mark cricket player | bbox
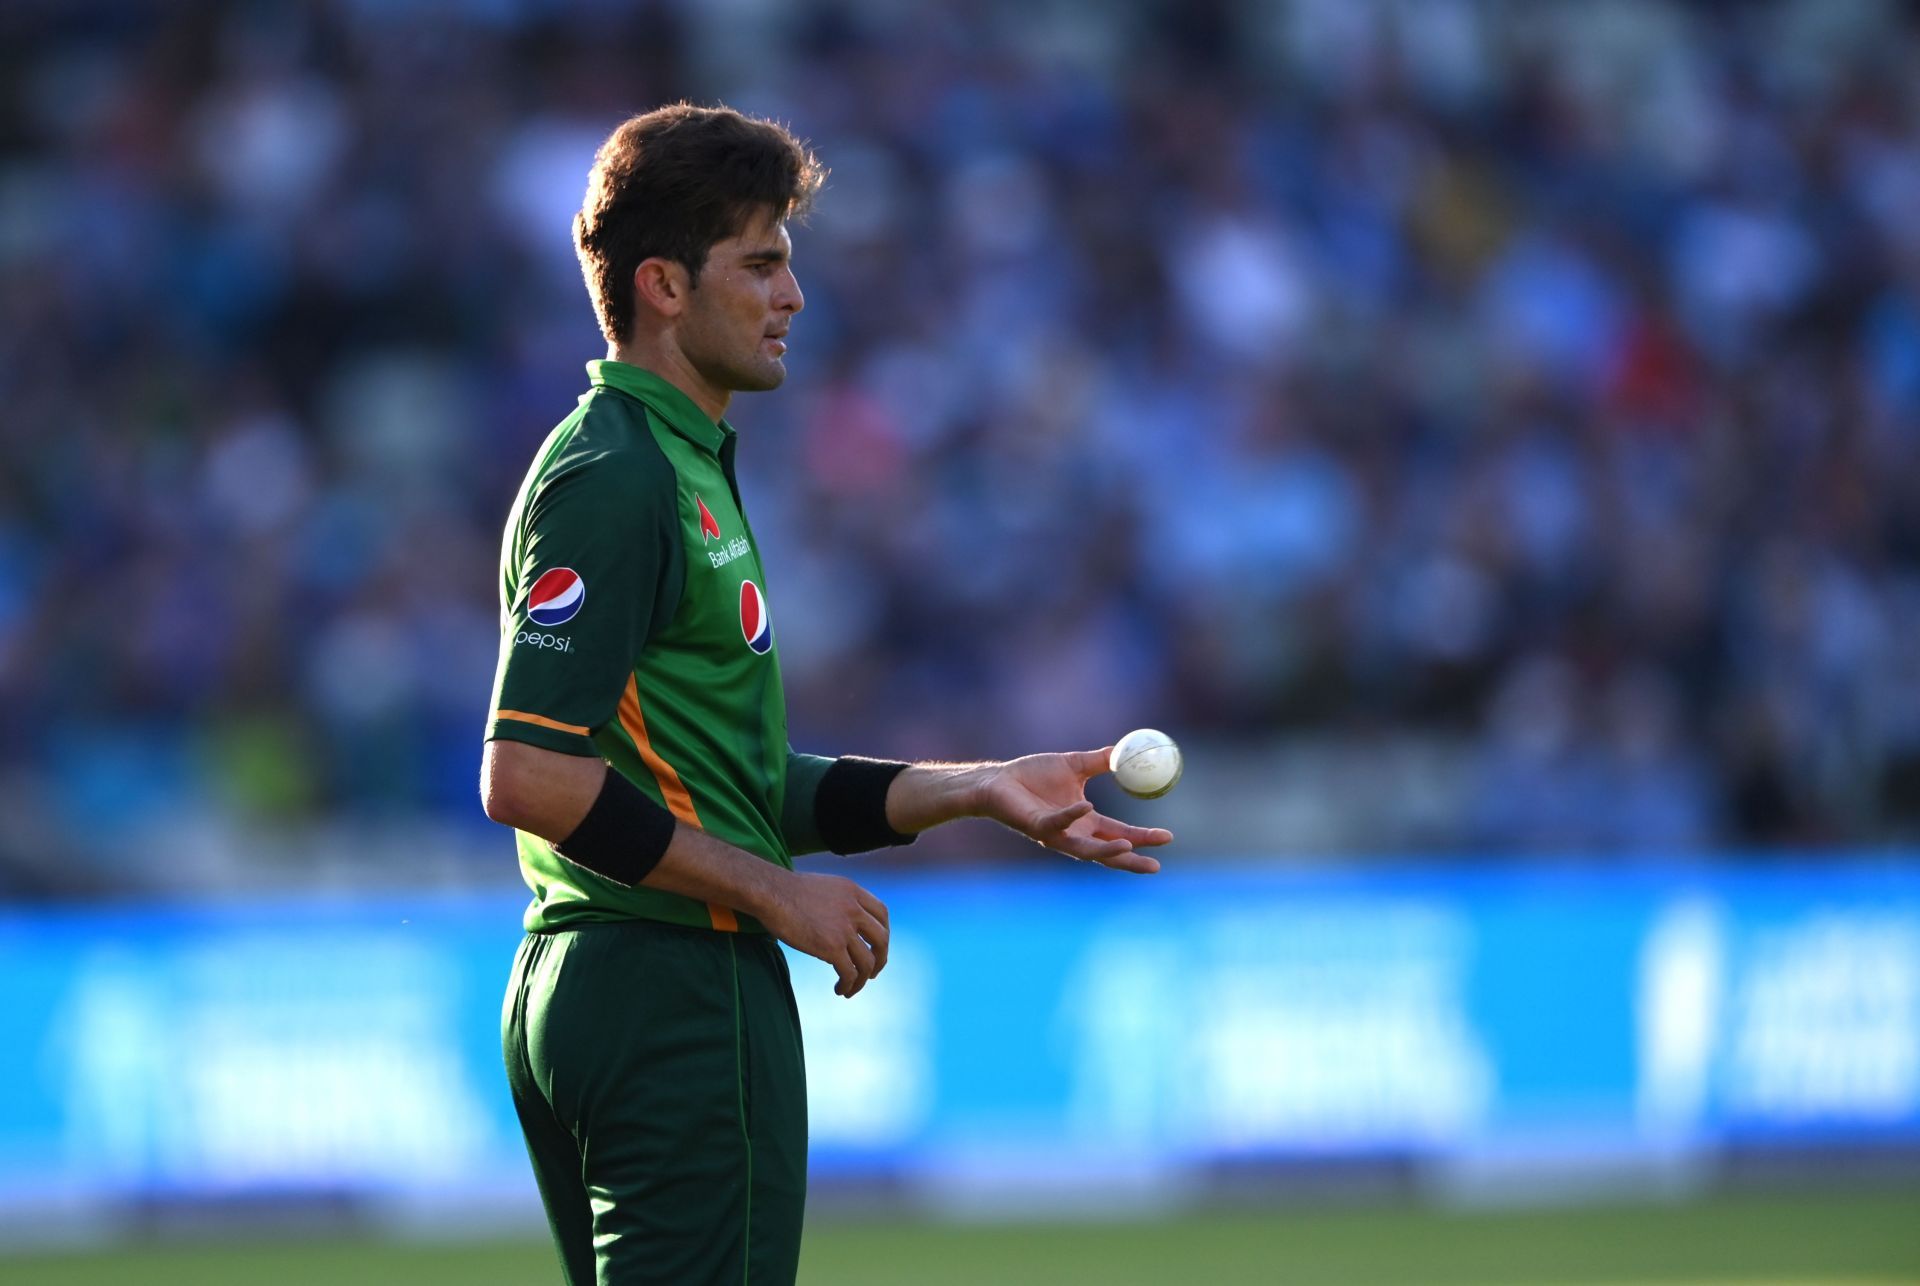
[480,103,1171,1285]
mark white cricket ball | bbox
[1110,729,1183,799]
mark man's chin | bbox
[692,352,787,397]
[729,360,786,393]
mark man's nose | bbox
[779,270,804,315]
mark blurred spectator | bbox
[4,0,1920,885]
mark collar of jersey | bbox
[586,360,733,455]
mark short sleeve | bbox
[486,446,683,756]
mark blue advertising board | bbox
[0,863,1913,1215]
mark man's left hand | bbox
[970,747,1171,873]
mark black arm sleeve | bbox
[555,769,678,887]
[815,756,917,856]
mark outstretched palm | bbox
[974,747,1171,874]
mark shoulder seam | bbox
[538,396,680,494]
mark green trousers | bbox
[502,919,809,1285]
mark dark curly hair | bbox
[574,103,825,344]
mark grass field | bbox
[3,1188,1915,1284]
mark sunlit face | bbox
[677,207,805,397]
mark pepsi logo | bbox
[527,567,585,627]
[740,580,773,654]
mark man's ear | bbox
[633,257,691,318]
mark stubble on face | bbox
[679,210,802,398]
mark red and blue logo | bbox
[740,580,773,654]
[527,567,585,627]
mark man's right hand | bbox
[758,870,890,998]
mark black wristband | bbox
[816,756,916,855]
[555,769,677,887]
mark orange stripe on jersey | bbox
[495,709,592,736]
[614,679,740,934]
[617,676,701,825]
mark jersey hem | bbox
[523,901,769,936]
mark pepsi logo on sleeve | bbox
[527,568,585,627]
[740,580,773,654]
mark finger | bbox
[830,950,859,997]
[1035,799,1093,832]
[1070,747,1114,780]
[858,909,890,974]
[1055,834,1136,864]
[1094,847,1162,875]
[855,887,889,930]
[1091,816,1174,847]
[847,933,877,988]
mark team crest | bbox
[527,567,585,626]
[739,580,773,654]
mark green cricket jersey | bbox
[486,359,835,935]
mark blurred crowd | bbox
[6,0,1920,888]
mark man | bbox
[480,103,1171,1286]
